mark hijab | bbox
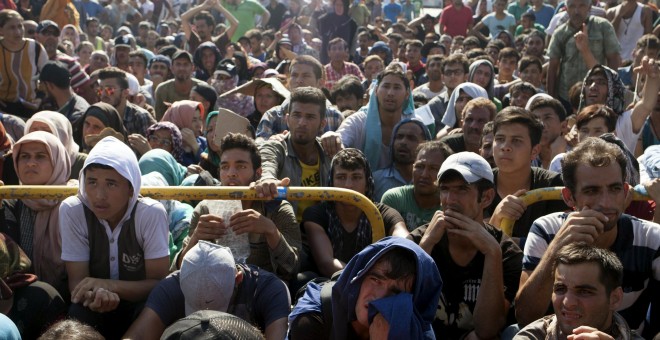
[138,148,188,186]
[161,100,205,132]
[12,131,71,294]
[0,122,12,179]
[441,83,488,128]
[204,111,220,167]
[146,122,184,163]
[578,65,626,115]
[25,111,80,166]
[80,103,127,150]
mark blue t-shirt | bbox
[527,4,555,28]
[383,2,403,23]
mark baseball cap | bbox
[114,35,132,48]
[180,241,236,316]
[215,59,237,78]
[437,152,494,184]
[148,54,172,69]
[126,73,139,96]
[116,26,131,35]
[161,310,264,340]
[39,61,71,88]
[172,50,193,63]
[36,20,60,34]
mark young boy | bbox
[60,136,170,338]
[496,47,521,84]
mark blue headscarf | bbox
[138,149,188,186]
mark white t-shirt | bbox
[615,109,641,152]
[481,12,516,39]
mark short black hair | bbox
[331,75,364,104]
[493,106,543,147]
[219,132,261,171]
[289,86,327,119]
[553,242,623,294]
[98,67,129,90]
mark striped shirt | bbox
[0,39,47,104]
[523,212,660,332]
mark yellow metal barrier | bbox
[500,186,651,236]
[0,186,386,242]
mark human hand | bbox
[269,130,289,143]
[567,326,615,340]
[192,214,229,242]
[187,164,204,175]
[84,287,120,313]
[231,209,276,237]
[490,189,527,227]
[420,210,449,250]
[128,134,151,155]
[71,277,115,305]
[574,23,589,52]
[553,205,607,249]
[644,178,660,201]
[447,127,463,135]
[369,313,390,339]
[320,131,343,158]
[249,177,290,199]
[444,209,500,255]
[633,56,660,79]
[180,128,198,149]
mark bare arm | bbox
[642,6,652,34]
[213,1,239,40]
[264,317,288,340]
[122,307,166,340]
[473,249,508,339]
[470,21,489,43]
[389,221,409,238]
[304,221,344,277]
[606,52,621,70]
[260,9,271,27]
[630,57,660,133]
[181,0,211,41]
[546,57,560,98]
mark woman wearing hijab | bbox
[25,111,87,180]
[138,148,189,187]
[199,110,221,177]
[2,132,71,299]
[437,82,489,139]
[60,24,81,51]
[78,103,128,153]
[468,59,503,110]
[317,0,358,64]
[0,121,18,185]
[161,100,207,166]
[139,122,185,163]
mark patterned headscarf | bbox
[579,65,626,115]
[146,122,184,163]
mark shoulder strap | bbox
[320,280,335,338]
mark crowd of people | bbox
[0,0,658,338]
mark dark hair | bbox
[193,10,215,27]
[524,30,546,45]
[219,132,261,171]
[463,36,481,50]
[245,29,262,41]
[376,64,410,92]
[482,121,494,138]
[129,50,148,66]
[405,39,423,49]
[493,106,543,147]
[262,29,275,41]
[575,104,617,132]
[553,243,623,294]
[0,10,22,28]
[439,170,494,202]
[388,33,403,43]
[518,56,543,73]
[328,37,348,51]
[498,47,520,62]
[38,319,104,340]
[331,148,369,173]
[561,137,627,194]
[426,54,444,69]
[192,83,218,110]
[529,97,567,122]
[415,140,453,161]
[289,86,327,119]
[290,55,324,81]
[84,163,116,176]
[98,67,129,89]
[509,82,538,98]
[372,247,417,283]
[331,75,364,104]
[521,11,536,21]
[441,53,469,74]
[568,81,584,113]
[636,33,660,50]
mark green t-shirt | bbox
[515,23,546,36]
[223,0,269,41]
[381,185,439,231]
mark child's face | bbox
[84,167,132,227]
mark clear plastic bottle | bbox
[204,199,250,263]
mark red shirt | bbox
[439,4,473,37]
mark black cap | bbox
[161,311,264,340]
[114,35,132,48]
[39,61,71,89]
[36,20,60,34]
[215,59,237,78]
[172,50,193,63]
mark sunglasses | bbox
[148,135,172,146]
[96,86,116,96]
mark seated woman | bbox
[161,100,207,166]
[131,122,184,162]
[302,148,409,278]
[245,78,287,130]
[25,111,87,180]
[2,132,71,299]
[138,149,190,187]
[199,111,221,177]
[78,103,127,153]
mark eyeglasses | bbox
[148,135,172,146]
[96,86,116,96]
[443,69,465,77]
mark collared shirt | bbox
[123,102,157,136]
[255,99,344,141]
[324,62,365,91]
[373,166,409,202]
[547,16,621,100]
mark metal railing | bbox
[500,186,651,236]
[0,185,386,242]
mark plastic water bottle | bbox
[204,199,250,263]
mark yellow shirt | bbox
[297,157,320,220]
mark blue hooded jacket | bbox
[289,237,442,340]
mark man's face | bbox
[354,259,414,328]
[335,93,360,112]
[220,148,259,186]
[23,22,36,39]
[578,117,609,142]
[427,60,442,81]
[376,74,408,113]
[288,63,321,90]
[510,90,533,108]
[149,61,169,81]
[332,165,367,194]
[462,107,491,146]
[358,34,369,49]
[565,162,627,231]
[393,122,425,165]
[493,123,539,173]
[114,46,130,65]
[255,86,280,114]
[98,78,125,107]
[443,63,467,90]
[171,58,193,82]
[533,107,564,146]
[471,64,492,89]
[480,132,495,167]
[521,17,532,29]
[288,27,302,44]
[194,19,210,40]
[250,37,261,53]
[525,36,545,57]
[329,42,347,63]
[498,57,517,77]
[334,0,344,15]
[566,0,591,28]
[405,45,421,65]
[84,167,132,227]
[37,27,59,56]
[439,176,487,221]
[87,21,99,36]
[129,56,147,78]
[286,102,326,146]
[364,60,384,80]
[201,48,217,71]
[412,149,445,196]
[520,64,542,87]
[585,73,608,106]
[388,39,398,54]
[552,263,619,335]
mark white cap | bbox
[437,152,494,184]
[126,73,139,96]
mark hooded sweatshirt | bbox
[193,42,222,82]
[289,237,442,340]
[60,136,169,280]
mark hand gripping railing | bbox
[499,186,652,236]
[0,185,386,242]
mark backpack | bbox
[293,271,342,338]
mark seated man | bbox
[60,136,170,338]
[124,241,290,339]
[302,148,409,278]
[175,133,301,283]
[440,98,497,154]
[528,96,569,169]
[382,141,452,231]
[515,138,660,337]
[410,152,523,339]
[515,243,641,340]
[330,75,365,112]
[289,237,442,340]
